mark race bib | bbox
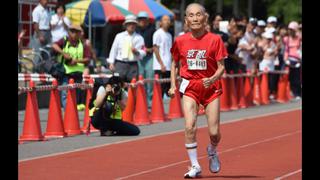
[187,59,207,70]
[179,78,190,93]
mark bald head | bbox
[185,3,208,32]
[185,3,206,16]
[160,15,171,30]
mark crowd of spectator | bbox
[21,0,302,112]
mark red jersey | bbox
[171,32,228,79]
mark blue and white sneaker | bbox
[184,165,201,178]
[207,145,221,173]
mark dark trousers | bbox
[154,70,171,97]
[60,72,86,108]
[114,60,138,83]
[91,109,140,136]
[289,66,302,97]
[268,73,278,95]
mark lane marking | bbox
[274,169,302,180]
[115,131,301,180]
[19,108,301,162]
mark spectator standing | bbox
[283,21,302,100]
[107,15,146,83]
[153,15,173,98]
[211,13,229,42]
[258,31,278,98]
[50,3,71,43]
[265,16,277,34]
[136,11,156,108]
[30,0,52,65]
[52,25,91,110]
[236,19,258,74]
[80,28,99,75]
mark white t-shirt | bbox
[152,28,172,71]
[50,14,71,42]
[32,4,51,30]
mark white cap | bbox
[123,15,138,25]
[262,32,274,39]
[265,27,276,34]
[267,16,277,23]
[257,20,266,27]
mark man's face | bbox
[185,5,206,31]
[138,18,148,28]
[40,0,48,7]
[213,15,222,30]
[161,15,171,29]
[68,29,80,41]
[126,23,137,33]
[247,23,256,33]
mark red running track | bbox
[19,109,301,180]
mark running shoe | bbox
[207,145,221,173]
[184,165,201,178]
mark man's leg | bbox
[109,120,140,136]
[205,97,221,173]
[145,56,154,108]
[183,95,202,178]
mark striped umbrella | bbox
[65,0,134,26]
[111,0,174,21]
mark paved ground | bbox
[18,99,301,161]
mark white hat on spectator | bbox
[123,14,138,25]
[267,16,277,23]
[262,31,273,39]
[288,21,299,31]
[257,20,266,27]
[265,27,276,34]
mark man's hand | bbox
[38,35,45,44]
[109,63,115,71]
[160,64,166,73]
[63,53,72,60]
[202,77,214,89]
[168,86,176,98]
[131,47,139,55]
[69,59,77,65]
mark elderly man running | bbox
[169,3,228,178]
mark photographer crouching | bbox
[89,74,140,136]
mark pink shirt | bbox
[283,35,302,61]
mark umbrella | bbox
[111,0,174,21]
[65,0,134,26]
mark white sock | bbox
[185,143,200,168]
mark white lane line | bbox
[274,169,302,180]
[19,108,301,162]
[115,130,301,180]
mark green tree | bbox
[266,0,301,24]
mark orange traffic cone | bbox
[133,75,150,125]
[260,70,270,105]
[150,74,166,123]
[253,74,262,105]
[277,73,289,103]
[229,71,239,110]
[220,75,230,111]
[167,81,184,119]
[244,73,254,106]
[81,78,98,134]
[237,70,247,108]
[44,79,66,138]
[19,80,45,142]
[286,82,293,101]
[64,78,82,135]
[122,78,136,123]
